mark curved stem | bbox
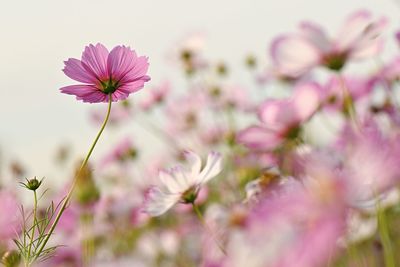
[33,95,113,262]
[192,203,227,255]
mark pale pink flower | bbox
[221,177,346,267]
[165,90,207,134]
[100,137,137,168]
[168,32,208,74]
[337,118,400,207]
[271,10,387,77]
[139,80,170,111]
[237,82,321,150]
[207,84,254,112]
[61,43,150,103]
[143,151,222,216]
[321,75,373,111]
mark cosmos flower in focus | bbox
[143,151,222,216]
[61,43,150,103]
[271,10,387,77]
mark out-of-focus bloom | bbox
[90,100,133,125]
[271,10,387,77]
[237,82,321,151]
[207,84,254,112]
[61,43,150,103]
[165,90,207,134]
[0,191,20,240]
[140,80,170,111]
[220,176,346,267]
[100,137,138,168]
[143,151,222,216]
[321,76,373,112]
[337,118,400,207]
[168,32,208,75]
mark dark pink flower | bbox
[61,43,150,103]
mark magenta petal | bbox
[119,56,150,84]
[107,46,137,81]
[81,43,109,80]
[63,58,98,84]
[60,85,107,103]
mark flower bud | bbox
[21,177,43,191]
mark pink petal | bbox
[292,82,321,121]
[258,99,294,131]
[107,46,137,81]
[196,151,222,184]
[270,35,321,77]
[60,85,107,103]
[335,9,387,58]
[237,126,283,151]
[81,43,109,80]
[143,186,180,216]
[183,150,202,179]
[299,21,331,53]
[119,56,150,84]
[63,58,98,84]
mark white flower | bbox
[143,151,222,216]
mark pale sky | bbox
[1,0,399,185]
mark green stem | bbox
[27,190,37,265]
[377,203,395,267]
[192,203,227,255]
[33,95,113,262]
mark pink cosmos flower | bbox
[220,177,346,267]
[165,90,207,134]
[143,151,222,216]
[237,82,321,151]
[61,43,150,103]
[321,75,373,112]
[167,31,208,74]
[100,137,137,168]
[336,118,400,207]
[271,10,387,77]
[140,80,170,111]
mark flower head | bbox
[143,151,222,216]
[270,10,387,77]
[237,82,321,151]
[61,43,150,103]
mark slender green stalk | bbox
[26,190,37,266]
[377,204,395,267]
[33,95,113,262]
[192,203,227,255]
